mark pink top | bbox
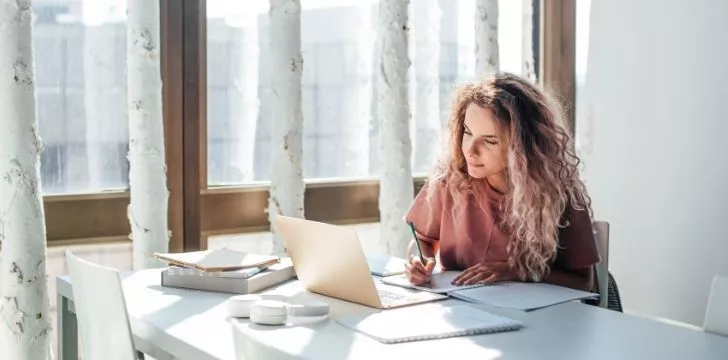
[404,179,599,273]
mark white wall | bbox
[580,0,728,325]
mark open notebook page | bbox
[380,270,483,293]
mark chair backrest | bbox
[65,250,137,360]
[703,275,728,337]
[593,221,610,308]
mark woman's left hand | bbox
[451,261,520,286]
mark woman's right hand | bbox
[404,256,436,285]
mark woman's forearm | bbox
[542,268,594,292]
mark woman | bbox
[404,73,599,292]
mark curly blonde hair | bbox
[427,73,592,281]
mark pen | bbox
[407,221,427,265]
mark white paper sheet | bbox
[449,282,599,311]
[365,254,407,276]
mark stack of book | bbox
[153,248,296,294]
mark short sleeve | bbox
[404,181,445,243]
[552,205,600,270]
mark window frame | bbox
[540,0,577,133]
[44,0,576,251]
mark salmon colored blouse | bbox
[404,179,599,275]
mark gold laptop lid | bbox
[275,215,383,308]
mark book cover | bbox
[154,248,280,272]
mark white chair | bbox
[703,275,728,337]
[65,250,144,360]
[593,221,610,308]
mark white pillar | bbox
[456,0,476,82]
[127,0,170,269]
[413,0,442,173]
[408,2,417,168]
[339,3,374,177]
[268,0,304,256]
[378,0,414,258]
[475,0,499,77]
[521,0,536,82]
[0,0,53,358]
[227,9,260,183]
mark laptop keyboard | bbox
[378,288,409,302]
[375,282,443,307]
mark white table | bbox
[57,269,728,360]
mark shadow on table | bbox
[141,284,229,330]
[230,290,360,360]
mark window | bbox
[206,0,537,186]
[33,0,129,194]
[31,0,570,248]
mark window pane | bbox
[33,0,129,194]
[206,0,531,186]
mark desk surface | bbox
[57,269,728,360]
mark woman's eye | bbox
[484,139,497,145]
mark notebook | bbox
[161,258,296,294]
[449,282,599,311]
[380,270,484,294]
[153,248,280,272]
[336,304,523,344]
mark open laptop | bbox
[275,215,447,309]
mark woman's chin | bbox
[467,168,488,179]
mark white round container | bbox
[227,294,287,318]
[249,299,289,325]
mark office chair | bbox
[65,250,145,360]
[584,221,623,312]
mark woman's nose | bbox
[465,141,479,157]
